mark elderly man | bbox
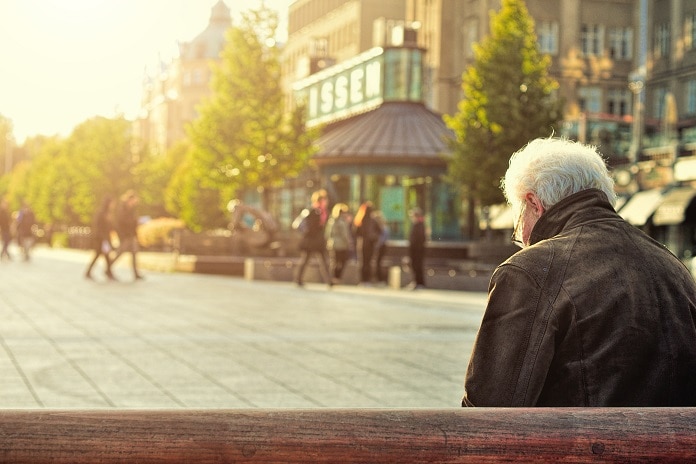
[463,137,696,407]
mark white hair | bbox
[502,137,616,213]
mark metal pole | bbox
[4,134,12,175]
[628,0,647,167]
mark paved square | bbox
[0,246,487,409]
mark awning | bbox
[652,187,696,226]
[315,102,452,163]
[618,188,665,226]
[613,196,628,212]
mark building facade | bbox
[135,1,231,155]
[278,0,464,242]
[615,0,696,260]
[278,0,642,242]
[131,0,696,258]
[282,0,408,87]
[405,0,637,160]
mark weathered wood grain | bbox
[0,408,693,463]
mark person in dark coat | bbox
[294,189,332,287]
[353,201,381,285]
[111,190,143,280]
[463,137,696,407]
[85,195,116,281]
[0,198,12,261]
[408,207,426,289]
[15,202,35,261]
[325,203,353,282]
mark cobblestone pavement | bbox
[0,245,487,409]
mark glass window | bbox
[578,87,602,113]
[653,87,667,119]
[463,18,478,59]
[581,24,604,56]
[537,21,559,55]
[655,22,671,58]
[607,88,631,117]
[687,79,696,115]
[685,13,696,50]
[608,27,633,60]
[383,49,423,102]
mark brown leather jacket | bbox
[463,189,696,406]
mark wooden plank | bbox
[0,408,693,463]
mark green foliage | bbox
[6,117,139,226]
[184,4,316,230]
[133,140,187,219]
[63,117,136,223]
[444,0,562,210]
[5,161,31,211]
[23,138,75,224]
[0,115,12,174]
[165,151,227,232]
[0,5,319,234]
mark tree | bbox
[444,0,561,238]
[22,138,76,224]
[133,140,187,219]
[184,4,316,230]
[0,115,13,175]
[165,144,227,232]
[63,117,138,224]
[19,117,138,226]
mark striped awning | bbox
[653,187,696,225]
[618,189,665,226]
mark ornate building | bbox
[134,1,231,155]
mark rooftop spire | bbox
[210,0,231,26]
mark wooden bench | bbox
[0,408,693,463]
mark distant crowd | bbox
[0,188,428,289]
[293,189,426,290]
[0,199,38,262]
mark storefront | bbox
[288,45,460,241]
[650,186,696,259]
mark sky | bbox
[0,0,292,143]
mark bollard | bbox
[244,258,254,281]
[388,266,401,289]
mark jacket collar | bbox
[529,189,617,246]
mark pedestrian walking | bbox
[15,202,35,261]
[353,201,382,285]
[325,203,352,282]
[111,190,144,280]
[407,207,426,289]
[293,189,332,287]
[0,198,13,261]
[85,195,117,281]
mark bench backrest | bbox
[1,408,694,463]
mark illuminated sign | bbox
[294,47,423,127]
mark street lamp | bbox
[4,133,12,175]
[628,75,644,166]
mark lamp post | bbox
[3,133,12,175]
[628,76,644,166]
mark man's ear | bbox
[525,192,545,217]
